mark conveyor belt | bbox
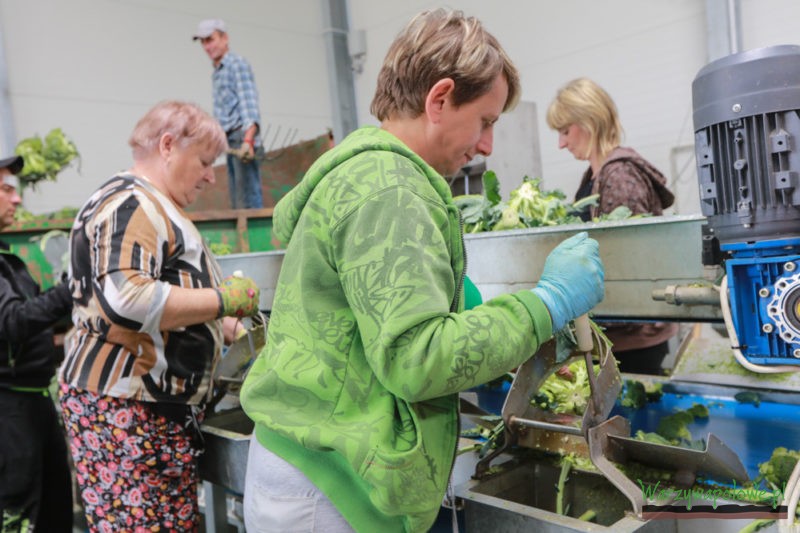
[615,387,800,481]
[474,377,800,483]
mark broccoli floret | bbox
[757,447,800,490]
[14,128,79,189]
[634,430,673,446]
[535,360,594,416]
[619,380,664,410]
[492,205,526,231]
[645,382,664,403]
[687,403,709,419]
[734,391,761,407]
[620,380,647,409]
[656,412,693,443]
[654,403,709,445]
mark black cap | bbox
[0,155,23,174]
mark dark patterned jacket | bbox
[576,146,675,220]
[0,243,72,389]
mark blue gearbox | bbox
[724,237,800,365]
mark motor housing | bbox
[693,45,800,364]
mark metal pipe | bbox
[727,0,741,54]
[320,0,359,143]
[509,416,584,436]
[651,284,721,306]
[0,21,16,154]
[704,0,742,62]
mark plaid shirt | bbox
[212,51,261,143]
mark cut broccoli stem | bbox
[556,460,571,515]
[737,518,775,533]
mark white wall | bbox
[348,0,800,215]
[0,0,331,214]
[3,0,800,215]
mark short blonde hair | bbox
[370,9,520,121]
[546,78,623,161]
[128,100,227,160]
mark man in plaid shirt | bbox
[195,18,264,209]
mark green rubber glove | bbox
[216,275,260,318]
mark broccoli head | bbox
[536,359,596,416]
[757,447,800,489]
[654,403,710,445]
[621,380,647,409]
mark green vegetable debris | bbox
[209,242,234,256]
[14,128,79,189]
[734,391,761,407]
[14,206,79,224]
[620,380,663,409]
[634,403,710,449]
[756,447,800,490]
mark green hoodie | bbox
[240,126,553,532]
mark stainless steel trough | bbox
[213,215,720,320]
[199,409,254,495]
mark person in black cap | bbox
[0,154,75,532]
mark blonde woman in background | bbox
[547,77,677,374]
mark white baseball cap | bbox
[193,19,226,40]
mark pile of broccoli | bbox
[453,171,634,233]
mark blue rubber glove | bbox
[531,232,605,332]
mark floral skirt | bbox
[58,384,204,533]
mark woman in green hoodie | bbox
[240,8,605,533]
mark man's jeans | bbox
[226,129,264,209]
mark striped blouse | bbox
[60,173,224,404]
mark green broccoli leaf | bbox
[596,205,633,221]
[482,170,502,205]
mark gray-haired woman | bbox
[59,100,260,532]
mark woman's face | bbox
[165,139,217,208]
[558,123,592,161]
